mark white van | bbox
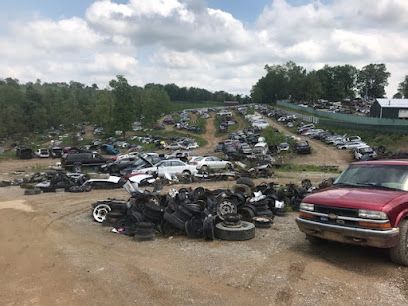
[253,142,269,155]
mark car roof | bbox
[352,160,408,166]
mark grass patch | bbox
[0,150,16,161]
[276,163,341,173]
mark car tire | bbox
[201,165,208,172]
[92,203,112,223]
[390,219,408,266]
[236,177,255,189]
[214,221,255,241]
[182,170,191,177]
[232,184,252,197]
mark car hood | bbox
[304,187,405,210]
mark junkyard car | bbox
[295,141,311,154]
[296,160,408,265]
[35,148,50,158]
[353,146,377,160]
[191,156,233,171]
[135,159,198,177]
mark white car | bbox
[191,156,232,171]
[134,159,198,177]
[354,146,377,160]
[35,148,50,158]
[337,141,366,150]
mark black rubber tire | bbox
[182,170,191,177]
[238,206,256,222]
[201,165,209,172]
[253,217,272,229]
[236,177,255,189]
[232,184,252,197]
[390,219,408,266]
[163,211,186,231]
[214,221,255,241]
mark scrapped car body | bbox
[353,146,377,160]
[295,141,311,154]
[296,160,408,265]
[192,156,232,170]
[35,148,50,158]
[135,159,198,177]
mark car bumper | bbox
[296,217,399,248]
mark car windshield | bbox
[334,164,408,191]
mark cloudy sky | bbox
[1,0,407,96]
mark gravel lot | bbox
[0,180,407,305]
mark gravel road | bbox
[0,184,407,305]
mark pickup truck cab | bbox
[296,160,408,265]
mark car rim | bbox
[93,204,111,223]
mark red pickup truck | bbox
[296,160,408,265]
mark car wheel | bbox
[226,163,233,170]
[201,165,208,172]
[214,221,255,241]
[182,170,191,177]
[92,204,112,223]
[390,219,408,266]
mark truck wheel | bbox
[390,219,408,266]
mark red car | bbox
[296,160,408,265]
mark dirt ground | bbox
[0,185,407,305]
[265,118,352,170]
[0,117,407,305]
[194,115,225,155]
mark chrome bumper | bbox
[296,217,399,248]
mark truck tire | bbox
[390,219,408,266]
[214,221,255,241]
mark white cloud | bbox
[0,0,407,95]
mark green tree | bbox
[304,71,323,103]
[109,75,135,134]
[141,86,171,124]
[357,64,391,99]
[398,75,408,98]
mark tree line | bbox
[0,76,238,139]
[250,61,408,103]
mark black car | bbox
[61,152,107,171]
[294,141,311,154]
[50,147,63,158]
[16,147,33,159]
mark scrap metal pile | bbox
[91,178,320,242]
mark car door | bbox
[157,161,171,176]
[171,160,185,175]
[211,157,222,169]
